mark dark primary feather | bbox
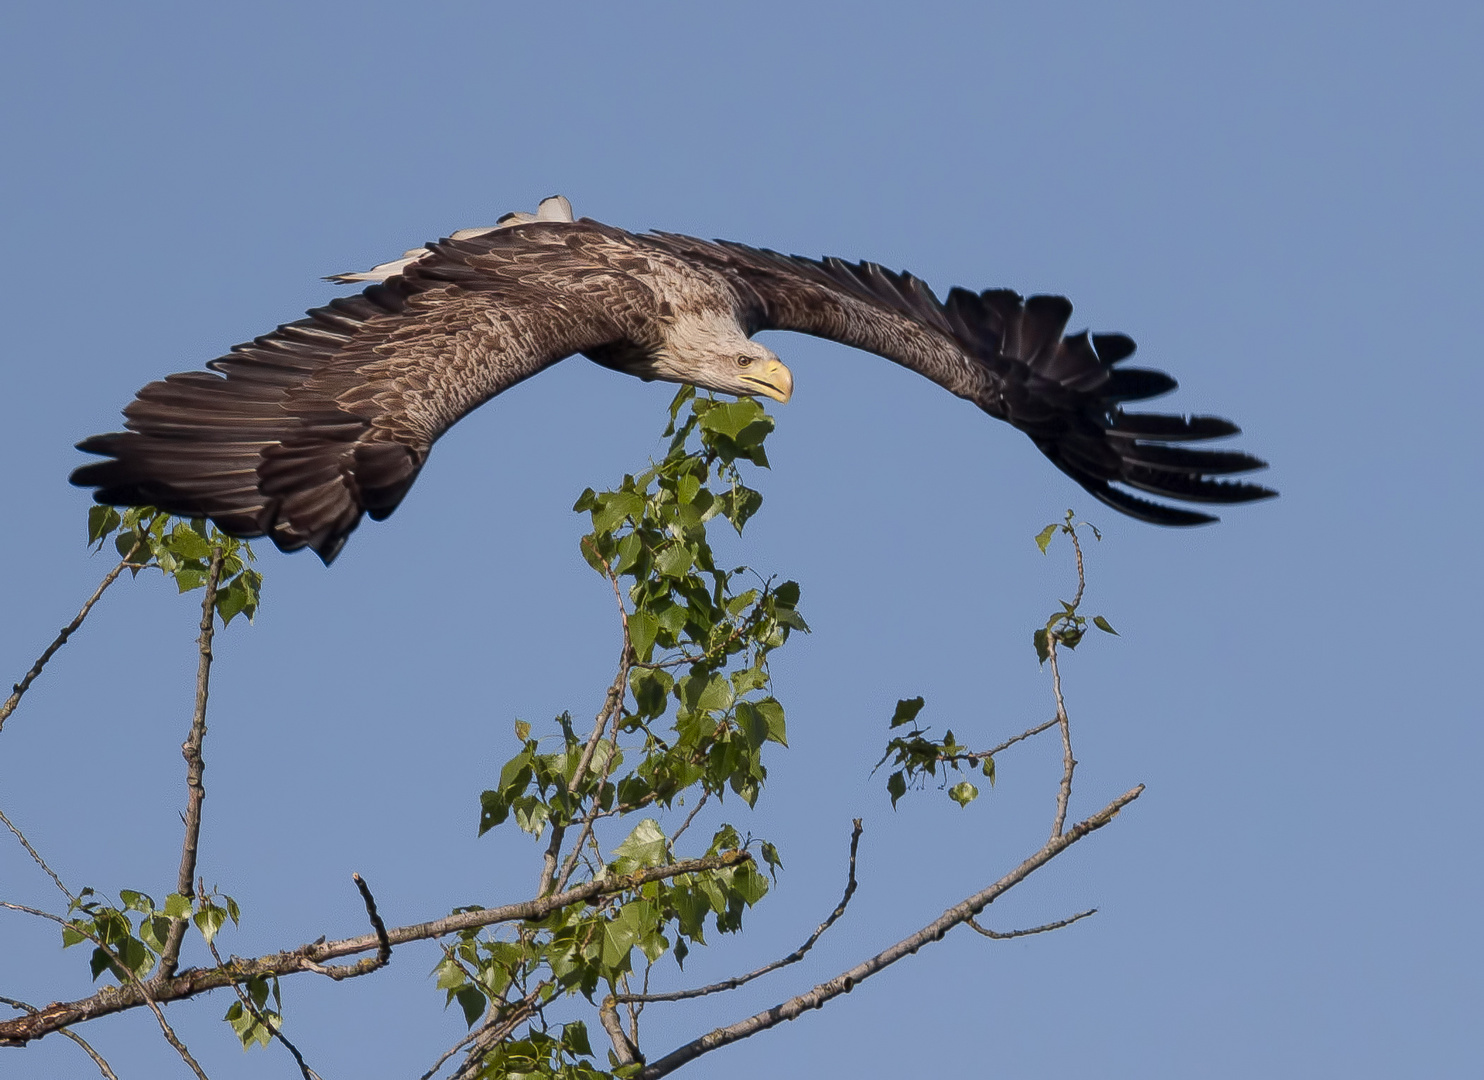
[73,208,1273,563]
[641,233,1274,525]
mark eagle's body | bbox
[72,196,1273,563]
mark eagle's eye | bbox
[736,355,754,367]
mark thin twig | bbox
[549,547,634,895]
[1,997,118,1080]
[539,542,632,897]
[638,786,1143,1080]
[617,820,864,1005]
[666,790,711,852]
[981,716,1060,760]
[1048,636,1075,839]
[553,674,632,895]
[352,872,392,968]
[418,1027,483,1080]
[0,850,753,1046]
[965,908,1096,939]
[0,523,156,732]
[205,937,322,1080]
[0,806,75,903]
[160,546,223,979]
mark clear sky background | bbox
[3,2,1480,1077]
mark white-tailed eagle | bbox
[72,196,1273,563]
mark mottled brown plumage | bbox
[73,196,1273,563]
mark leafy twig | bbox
[160,546,224,979]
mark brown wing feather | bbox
[73,222,639,562]
[641,233,1274,525]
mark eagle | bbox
[72,196,1274,564]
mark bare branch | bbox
[354,872,392,968]
[0,900,69,925]
[639,787,1142,1080]
[1047,636,1075,839]
[0,806,76,903]
[159,546,223,979]
[0,522,157,733]
[982,716,1060,760]
[666,790,711,853]
[618,819,863,1005]
[0,850,753,1046]
[965,908,1096,939]
[1,997,118,1080]
[418,1027,482,1080]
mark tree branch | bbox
[0,529,154,732]
[639,787,1142,1080]
[159,546,223,979]
[1047,636,1075,839]
[965,908,1096,939]
[0,806,74,903]
[0,850,752,1046]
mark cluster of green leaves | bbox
[61,886,239,985]
[223,974,285,1050]
[1032,511,1117,662]
[437,822,770,1073]
[876,696,992,809]
[454,391,800,1076]
[88,505,262,624]
[875,513,1118,808]
[572,387,804,808]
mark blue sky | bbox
[2,2,1480,1077]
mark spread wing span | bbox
[74,200,1273,566]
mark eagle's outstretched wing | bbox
[72,222,633,563]
[642,233,1274,525]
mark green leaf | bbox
[1034,524,1058,553]
[1093,615,1119,635]
[87,505,121,546]
[562,1020,594,1057]
[514,719,531,743]
[754,698,787,746]
[890,697,926,728]
[592,491,645,533]
[1033,628,1050,664]
[948,781,979,807]
[194,904,227,944]
[455,985,487,1029]
[655,542,694,579]
[981,756,996,786]
[612,819,669,874]
[887,770,907,808]
[698,399,765,440]
[627,610,659,662]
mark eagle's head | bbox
[650,315,793,403]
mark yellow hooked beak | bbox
[741,358,794,403]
